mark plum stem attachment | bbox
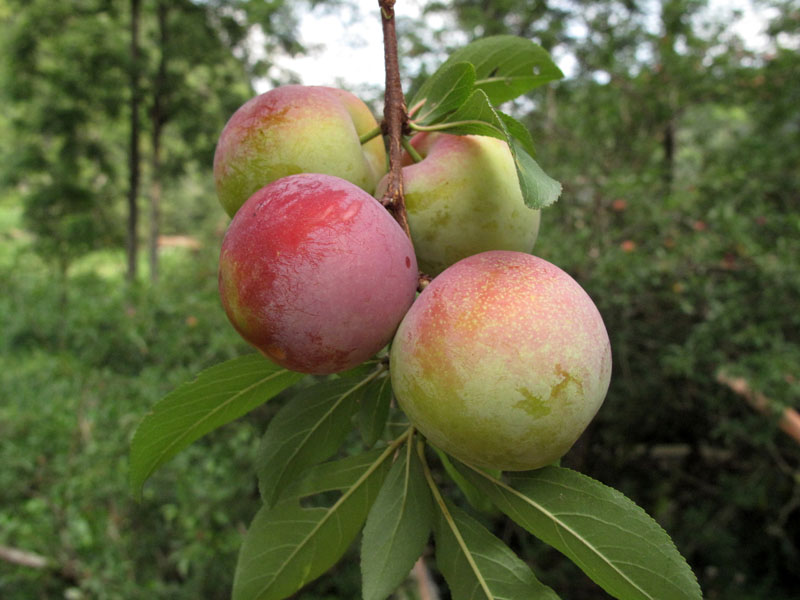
[401,137,423,163]
[378,0,411,239]
[359,126,383,145]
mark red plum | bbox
[219,174,418,374]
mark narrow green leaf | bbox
[433,499,561,600]
[257,374,378,505]
[411,61,476,125]
[129,354,303,498]
[436,35,564,105]
[282,447,388,499]
[358,371,393,448]
[458,464,703,600]
[233,450,393,600]
[361,438,434,600]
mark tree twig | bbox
[716,370,800,446]
[0,545,50,569]
[378,0,411,238]
[413,556,440,600]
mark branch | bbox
[716,370,800,446]
[378,0,411,238]
[413,556,440,600]
[0,545,50,569]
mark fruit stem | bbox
[359,125,382,145]
[378,0,411,239]
[401,137,423,163]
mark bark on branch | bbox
[378,0,411,238]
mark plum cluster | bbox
[214,86,611,471]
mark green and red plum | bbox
[214,85,386,217]
[377,133,540,275]
[390,251,611,471]
[219,173,418,375]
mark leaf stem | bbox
[409,119,504,134]
[407,98,425,118]
[401,137,423,163]
[417,440,494,599]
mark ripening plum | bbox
[390,251,611,471]
[219,174,418,374]
[376,133,540,275]
[214,85,386,217]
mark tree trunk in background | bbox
[127,0,141,282]
[149,1,168,283]
[663,117,675,189]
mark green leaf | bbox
[257,375,378,506]
[358,371,393,448]
[435,448,497,515]
[497,111,536,157]
[233,450,393,600]
[435,35,564,105]
[433,91,561,209]
[510,138,562,210]
[436,89,508,140]
[129,354,303,498]
[458,464,703,600]
[410,61,476,125]
[282,447,388,499]
[361,437,434,600]
[433,499,561,600]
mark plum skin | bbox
[377,133,540,276]
[214,85,386,217]
[219,174,418,375]
[390,251,611,471]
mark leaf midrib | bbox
[464,464,655,600]
[252,430,403,598]
[265,371,383,501]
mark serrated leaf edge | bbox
[461,462,679,600]
[130,356,299,496]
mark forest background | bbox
[0,0,798,598]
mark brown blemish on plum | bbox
[405,256,411,268]
[265,345,287,361]
[550,363,583,402]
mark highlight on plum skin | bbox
[390,250,612,471]
[218,173,419,375]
